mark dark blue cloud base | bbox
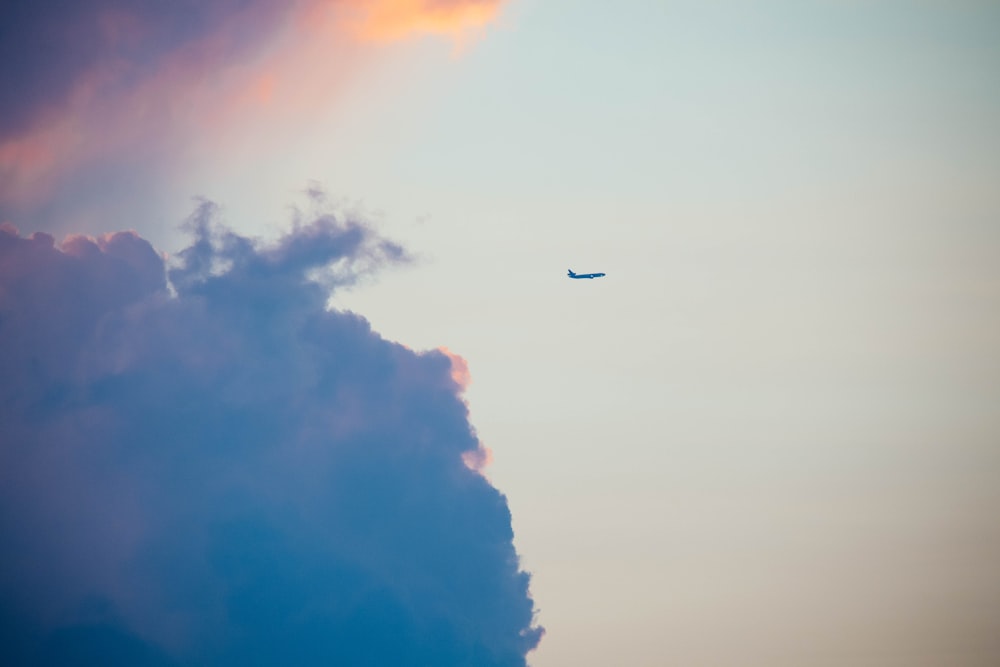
[0,205,542,666]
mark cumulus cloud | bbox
[0,204,542,666]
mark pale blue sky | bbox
[316,3,1000,665]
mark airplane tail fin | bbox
[567,269,575,277]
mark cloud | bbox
[0,204,542,665]
[0,0,510,222]
[0,0,302,214]
[350,0,506,42]
[0,1,283,137]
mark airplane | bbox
[567,269,606,279]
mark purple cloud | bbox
[0,205,542,665]
[0,0,285,142]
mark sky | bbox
[2,1,999,666]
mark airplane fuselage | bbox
[567,269,606,279]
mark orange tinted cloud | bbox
[437,345,472,391]
[352,0,505,42]
[438,345,495,474]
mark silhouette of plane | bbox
[567,269,606,279]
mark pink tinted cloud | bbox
[438,345,473,391]
[462,443,495,473]
[0,3,295,210]
[0,0,509,220]
[437,345,496,474]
